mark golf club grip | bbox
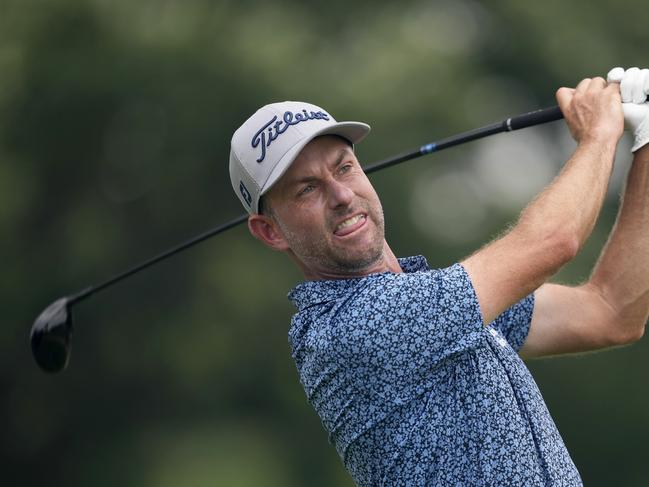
[507,105,564,131]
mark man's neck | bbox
[298,242,403,281]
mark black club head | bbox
[30,297,73,373]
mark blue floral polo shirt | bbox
[287,255,582,486]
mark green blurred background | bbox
[3,0,648,485]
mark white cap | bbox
[229,101,371,213]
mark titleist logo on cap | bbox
[251,109,331,163]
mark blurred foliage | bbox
[2,0,648,485]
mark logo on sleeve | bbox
[488,327,508,348]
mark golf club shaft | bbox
[69,105,564,305]
[68,214,248,304]
[363,105,563,174]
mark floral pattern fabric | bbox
[288,255,582,486]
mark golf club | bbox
[30,105,564,373]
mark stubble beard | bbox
[280,201,386,275]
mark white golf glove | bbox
[607,66,649,152]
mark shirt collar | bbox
[287,255,430,311]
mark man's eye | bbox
[339,163,353,174]
[299,185,315,196]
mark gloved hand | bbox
[607,67,649,152]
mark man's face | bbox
[263,135,386,277]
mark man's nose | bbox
[327,179,354,209]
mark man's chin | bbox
[330,247,385,273]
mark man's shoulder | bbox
[287,255,437,311]
[288,258,476,319]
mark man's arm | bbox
[520,145,649,357]
[591,146,649,340]
[461,77,624,325]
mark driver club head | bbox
[30,297,73,373]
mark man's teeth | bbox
[337,214,364,231]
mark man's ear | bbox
[248,214,290,251]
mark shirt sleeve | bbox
[488,293,535,352]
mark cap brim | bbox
[258,121,371,206]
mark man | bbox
[228,67,649,485]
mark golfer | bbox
[228,67,649,485]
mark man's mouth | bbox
[334,214,367,236]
